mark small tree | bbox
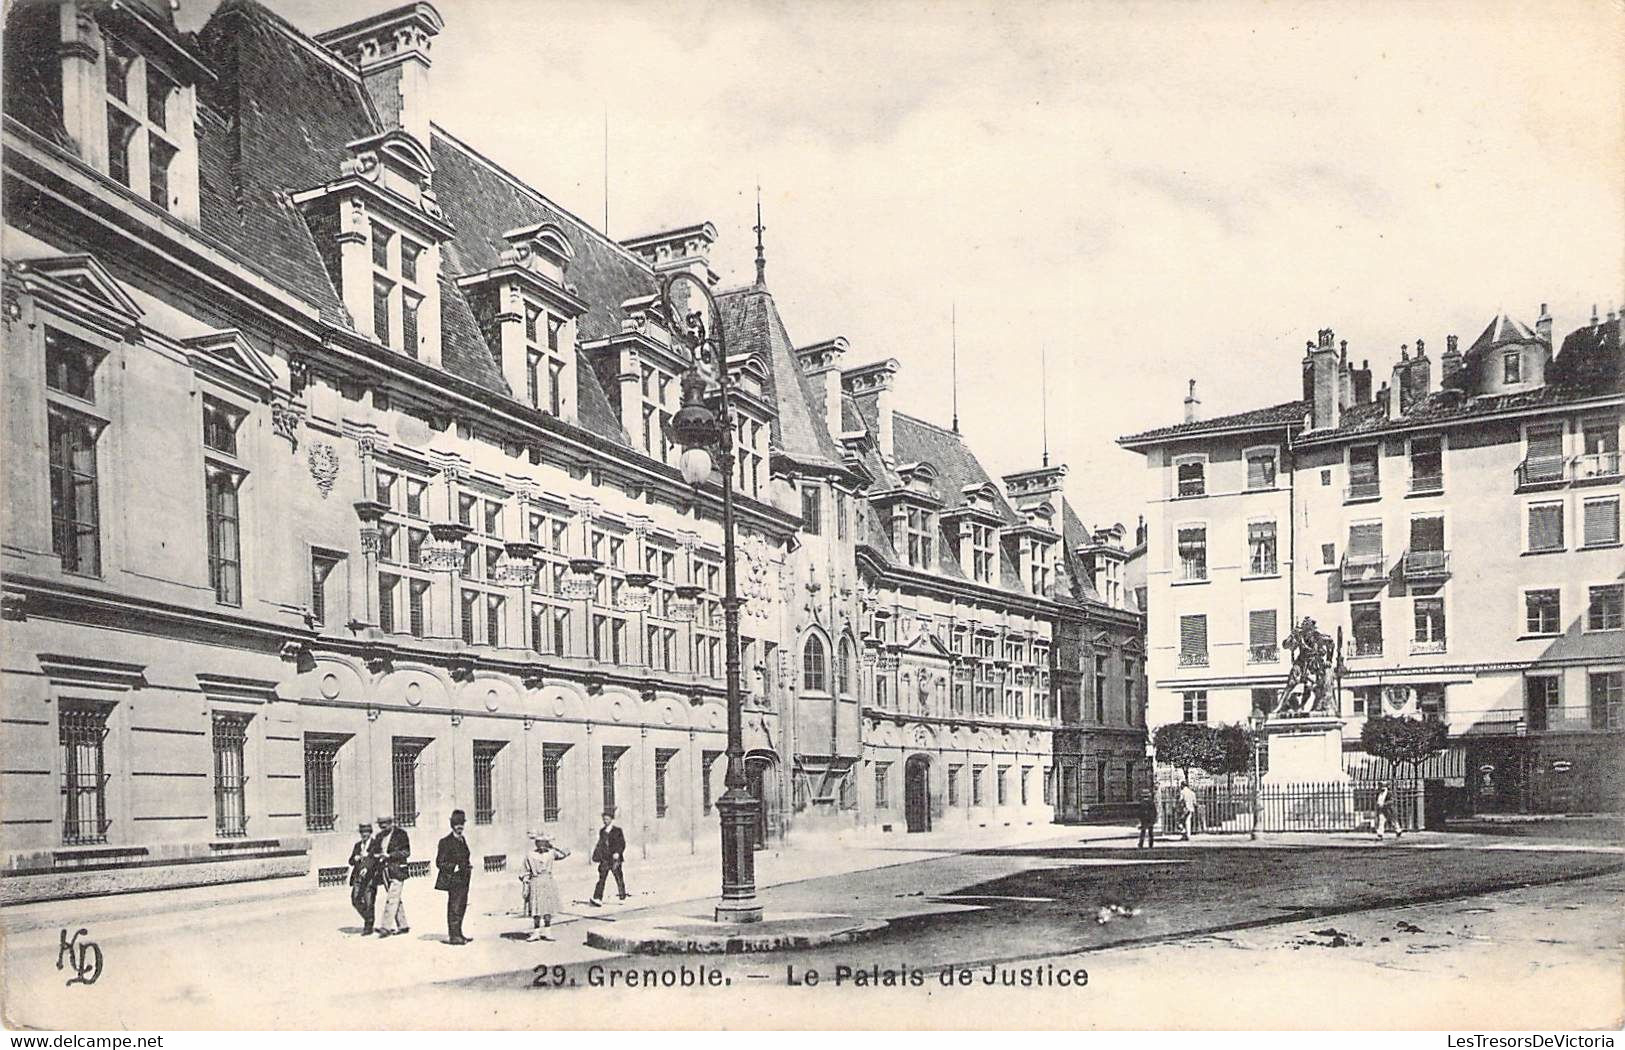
[1154,723,1221,783]
[1360,715,1449,785]
[1200,723,1255,791]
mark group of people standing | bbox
[1132,781,1408,847]
[346,810,633,945]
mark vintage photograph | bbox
[0,0,1621,1033]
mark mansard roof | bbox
[177,0,836,464]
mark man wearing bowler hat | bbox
[435,809,473,945]
[588,810,628,906]
[347,822,377,934]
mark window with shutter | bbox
[1178,615,1208,667]
[1410,516,1444,551]
[1348,445,1380,499]
[1248,609,1278,663]
[1582,497,1620,548]
[1524,426,1565,482]
[1351,602,1383,656]
[1248,521,1278,575]
[1528,502,1564,552]
[1246,450,1276,490]
[1177,526,1207,581]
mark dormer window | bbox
[1028,539,1053,596]
[894,506,934,569]
[100,33,189,215]
[1503,351,1522,385]
[524,302,568,415]
[371,223,426,357]
[969,523,996,583]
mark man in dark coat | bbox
[347,822,377,933]
[369,814,411,936]
[435,809,473,945]
[1136,792,1159,849]
[588,810,627,906]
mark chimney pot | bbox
[1183,379,1201,423]
[1415,337,1425,355]
[1446,334,1459,353]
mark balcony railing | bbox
[1340,551,1387,586]
[1343,480,1381,503]
[1402,548,1450,578]
[1575,450,1623,482]
[1247,645,1279,664]
[1177,653,1209,668]
[1411,638,1447,655]
[1408,473,1444,495]
[1348,638,1384,658]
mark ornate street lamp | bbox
[658,270,762,924]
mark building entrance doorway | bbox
[744,751,782,848]
[904,754,932,833]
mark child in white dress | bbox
[520,832,571,940]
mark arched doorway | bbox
[904,754,932,833]
[744,751,782,848]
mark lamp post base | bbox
[714,790,762,924]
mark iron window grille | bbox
[874,762,890,809]
[212,713,251,838]
[654,748,678,818]
[542,744,568,823]
[60,704,112,845]
[701,751,721,816]
[601,746,626,815]
[303,735,341,833]
[472,741,503,825]
[391,739,427,827]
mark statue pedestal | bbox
[1260,716,1354,831]
[1262,716,1348,783]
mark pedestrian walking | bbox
[435,809,473,945]
[587,811,627,906]
[347,822,377,934]
[1178,781,1198,841]
[370,813,411,937]
[519,832,571,940]
[1374,782,1405,840]
[1136,791,1159,849]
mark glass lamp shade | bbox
[679,446,713,486]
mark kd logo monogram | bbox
[56,927,103,987]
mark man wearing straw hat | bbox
[519,830,571,940]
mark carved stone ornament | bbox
[738,534,776,623]
[307,442,340,498]
[420,540,463,572]
[271,399,304,450]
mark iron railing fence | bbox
[1158,779,1422,835]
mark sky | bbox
[183,0,1625,530]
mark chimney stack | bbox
[1351,359,1373,404]
[842,360,901,463]
[621,223,720,288]
[1406,337,1432,410]
[1183,378,1201,423]
[794,338,849,436]
[1441,334,1463,388]
[1535,303,1553,345]
[1305,327,1341,430]
[317,4,445,146]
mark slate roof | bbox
[1118,399,1307,446]
[104,0,839,462]
[1466,313,1538,355]
[1055,499,1103,607]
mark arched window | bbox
[838,638,855,697]
[802,634,827,692]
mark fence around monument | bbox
[1157,779,1422,834]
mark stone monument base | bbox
[1260,716,1355,831]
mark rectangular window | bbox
[541,744,567,822]
[1321,542,1336,567]
[1525,589,1561,635]
[1408,515,1446,576]
[801,487,822,535]
[873,762,890,809]
[148,137,176,209]
[1248,520,1278,575]
[1043,767,1053,805]
[1177,525,1207,581]
[1093,654,1107,722]
[1525,676,1559,732]
[48,410,102,575]
[996,766,1010,806]
[1020,766,1031,805]
[391,739,424,827]
[408,580,429,638]
[1348,444,1380,499]
[971,766,985,806]
[1524,425,1565,483]
[1413,596,1446,652]
[601,747,622,814]
[700,751,721,815]
[1178,614,1208,667]
[1588,585,1623,631]
[1410,435,1443,493]
[310,552,342,627]
[1418,684,1446,723]
[378,573,397,634]
[1246,450,1276,490]
[1504,351,1522,384]
[1528,501,1565,552]
[1582,497,1620,548]
[1579,416,1621,479]
[46,329,100,400]
[485,595,504,647]
[401,293,421,358]
[1182,690,1208,723]
[1589,672,1623,731]
[654,748,677,818]
[212,713,250,838]
[461,589,479,645]
[60,704,110,845]
[947,764,962,806]
[205,466,242,606]
[1351,685,1379,717]
[303,735,340,833]
[472,741,502,825]
[1176,460,1205,497]
[106,106,138,188]
[1248,609,1278,663]
[372,276,392,344]
[1351,601,1383,656]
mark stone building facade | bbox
[1121,311,1623,814]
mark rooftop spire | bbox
[1041,344,1049,467]
[753,184,766,288]
[951,301,959,434]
